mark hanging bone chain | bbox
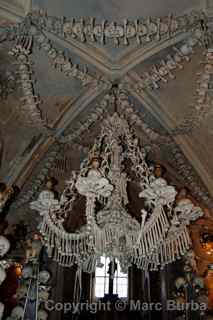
[34,112,203,271]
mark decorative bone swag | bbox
[31,112,203,274]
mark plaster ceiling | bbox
[32,0,203,21]
[0,0,31,18]
[0,0,213,220]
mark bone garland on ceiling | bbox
[169,49,213,135]
[33,29,100,87]
[188,50,213,126]
[59,87,171,147]
[51,90,168,177]
[194,50,213,119]
[117,88,173,144]
[132,47,213,136]
[134,35,201,91]
[115,89,213,207]
[0,17,100,88]
[30,9,204,47]
[58,93,115,145]
[0,28,102,135]
[8,37,53,134]
[25,13,104,86]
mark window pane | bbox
[104,277,109,295]
[96,256,107,276]
[117,278,128,286]
[95,257,128,298]
[95,285,105,298]
[117,284,128,298]
[116,261,127,277]
[95,278,105,285]
[113,277,117,294]
[96,267,105,277]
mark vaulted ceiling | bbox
[0,0,213,225]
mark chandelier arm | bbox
[137,206,169,254]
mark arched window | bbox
[95,256,128,298]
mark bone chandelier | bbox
[31,112,203,273]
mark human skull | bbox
[39,270,51,284]
[180,44,192,56]
[187,37,197,47]
[193,276,204,289]
[38,289,50,301]
[36,34,46,44]
[11,306,24,320]
[0,236,10,256]
[37,309,48,320]
[16,285,28,299]
[22,265,33,279]
[175,277,186,289]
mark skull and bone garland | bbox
[135,38,200,91]
[13,92,112,210]
[31,10,203,47]
[170,48,213,135]
[7,265,51,320]
[8,37,51,133]
[34,32,98,87]
[31,112,203,272]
